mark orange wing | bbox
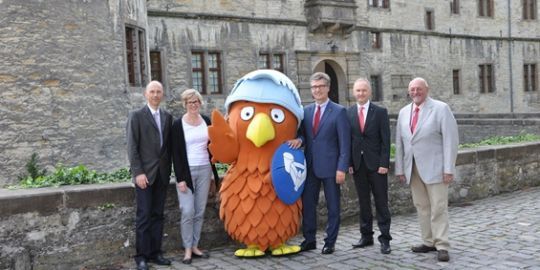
[208,110,239,163]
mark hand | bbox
[377,167,388,175]
[287,138,302,149]
[348,166,354,175]
[396,174,406,184]
[177,181,188,193]
[135,174,149,189]
[336,171,346,185]
[443,173,454,184]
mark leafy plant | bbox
[460,133,540,149]
[18,153,47,182]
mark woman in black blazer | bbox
[171,89,219,264]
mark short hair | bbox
[310,72,331,86]
[145,80,163,92]
[409,77,429,89]
[354,78,372,91]
[181,88,204,108]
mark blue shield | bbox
[271,143,307,205]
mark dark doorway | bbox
[325,62,339,103]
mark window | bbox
[369,0,389,8]
[258,53,284,72]
[191,51,223,94]
[150,51,162,83]
[450,0,460,14]
[479,64,495,93]
[371,32,381,49]
[125,26,147,87]
[478,0,494,17]
[524,64,537,92]
[425,10,434,30]
[370,75,382,101]
[452,69,460,94]
[523,0,537,20]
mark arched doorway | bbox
[325,62,339,103]
[313,60,345,104]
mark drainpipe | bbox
[507,0,514,113]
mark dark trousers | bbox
[135,172,168,263]
[353,159,392,243]
[302,172,341,246]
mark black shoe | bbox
[352,238,374,248]
[192,251,210,258]
[182,257,192,264]
[437,250,450,262]
[321,244,334,254]
[136,260,149,270]
[411,244,437,253]
[149,254,172,265]
[380,241,391,254]
[300,241,316,252]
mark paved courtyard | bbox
[120,187,540,270]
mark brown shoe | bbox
[437,250,450,262]
[411,244,437,253]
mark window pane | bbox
[192,54,201,69]
[273,54,283,71]
[192,72,202,91]
[209,71,219,94]
[208,53,217,68]
[258,54,269,69]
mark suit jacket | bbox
[394,97,459,185]
[127,105,172,185]
[347,102,390,172]
[171,114,220,192]
[300,101,351,178]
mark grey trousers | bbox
[176,164,212,249]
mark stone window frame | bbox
[190,50,223,95]
[258,52,285,73]
[453,69,461,95]
[450,0,460,15]
[370,74,383,101]
[523,63,537,92]
[125,25,148,87]
[368,0,390,9]
[478,0,494,18]
[522,0,537,20]
[371,32,382,49]
[425,8,435,30]
[479,64,495,93]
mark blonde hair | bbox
[181,89,204,108]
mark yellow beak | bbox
[246,113,275,147]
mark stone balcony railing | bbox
[1,141,539,269]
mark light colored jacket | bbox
[394,97,459,185]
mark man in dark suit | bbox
[347,78,392,254]
[127,81,173,270]
[289,72,351,255]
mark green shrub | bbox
[460,133,540,149]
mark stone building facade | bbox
[0,0,539,185]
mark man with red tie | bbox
[347,78,392,254]
[288,72,351,255]
[395,77,458,262]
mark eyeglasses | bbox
[187,100,200,105]
[311,84,328,90]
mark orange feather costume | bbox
[208,70,304,257]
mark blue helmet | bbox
[225,69,304,127]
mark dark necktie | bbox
[313,105,321,135]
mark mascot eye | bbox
[270,108,285,123]
[240,106,255,120]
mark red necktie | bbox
[313,105,321,135]
[358,106,365,133]
[411,107,420,133]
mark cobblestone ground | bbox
[119,187,540,270]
